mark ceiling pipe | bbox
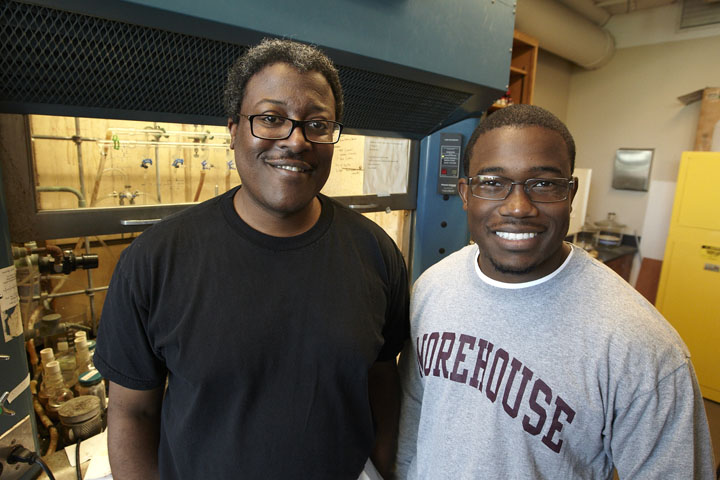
[556,0,612,25]
[516,0,616,69]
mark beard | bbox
[488,256,538,276]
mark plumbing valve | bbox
[172,158,184,168]
[38,250,99,274]
[141,158,153,169]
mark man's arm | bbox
[107,381,164,480]
[395,341,422,480]
[611,361,715,479]
[368,359,402,479]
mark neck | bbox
[232,188,322,237]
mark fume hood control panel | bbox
[437,133,463,195]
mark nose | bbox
[278,123,311,152]
[498,183,538,218]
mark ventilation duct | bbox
[516,0,616,69]
[556,0,612,26]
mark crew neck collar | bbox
[221,186,333,251]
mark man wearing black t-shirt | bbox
[95,38,409,480]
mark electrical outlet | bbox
[0,415,35,480]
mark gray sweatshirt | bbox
[397,244,715,479]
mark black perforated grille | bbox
[0,1,240,118]
[339,67,471,133]
[0,0,473,135]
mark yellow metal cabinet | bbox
[656,151,720,402]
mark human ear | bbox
[227,119,237,150]
[458,178,469,211]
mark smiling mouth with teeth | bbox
[495,231,538,241]
[272,164,309,173]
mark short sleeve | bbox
[376,244,410,362]
[94,249,167,390]
[396,338,423,478]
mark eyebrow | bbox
[474,165,564,176]
[252,99,332,115]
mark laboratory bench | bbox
[594,245,638,282]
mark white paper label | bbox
[1,264,23,342]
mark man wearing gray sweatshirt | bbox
[396,104,715,479]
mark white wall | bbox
[534,49,574,123]
[525,5,720,260]
[566,34,720,254]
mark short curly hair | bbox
[463,104,576,176]
[223,38,344,123]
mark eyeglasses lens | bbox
[470,176,570,202]
[250,115,340,144]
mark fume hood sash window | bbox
[2,114,417,241]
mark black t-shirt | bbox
[95,188,409,479]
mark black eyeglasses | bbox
[467,175,574,203]
[239,114,343,144]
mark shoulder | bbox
[413,245,475,294]
[323,195,401,252]
[417,244,475,280]
[325,196,385,231]
[566,247,691,379]
[118,193,229,268]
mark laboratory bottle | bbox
[45,360,74,421]
[38,347,56,408]
[56,341,78,390]
[75,338,94,379]
[77,368,107,409]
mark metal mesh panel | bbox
[0,1,240,118]
[340,67,471,133]
[680,0,720,29]
[0,0,473,134]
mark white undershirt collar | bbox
[473,243,574,289]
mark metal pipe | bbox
[36,186,87,207]
[31,134,228,148]
[154,123,163,204]
[95,140,229,148]
[82,236,98,335]
[31,134,97,142]
[87,130,115,209]
[107,127,230,138]
[32,285,109,301]
[73,118,97,334]
[74,118,88,201]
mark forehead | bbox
[241,62,335,114]
[469,125,571,176]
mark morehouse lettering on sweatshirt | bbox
[416,331,576,454]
